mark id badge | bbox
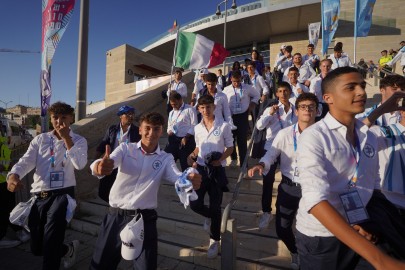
[50,171,64,188]
[234,102,242,113]
[172,124,178,134]
[339,190,369,225]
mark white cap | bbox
[280,44,286,49]
[120,213,144,260]
[199,68,208,75]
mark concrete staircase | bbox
[69,133,292,269]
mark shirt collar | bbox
[136,140,161,155]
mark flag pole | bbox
[170,28,180,87]
[354,0,358,63]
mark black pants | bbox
[90,208,158,270]
[190,165,224,241]
[296,230,361,270]
[28,187,75,270]
[275,177,301,254]
[261,156,280,213]
[164,134,195,171]
[231,110,249,167]
[0,182,21,239]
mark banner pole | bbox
[354,0,358,63]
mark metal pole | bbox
[353,0,358,63]
[75,0,89,122]
[222,0,228,72]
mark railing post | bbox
[221,218,237,269]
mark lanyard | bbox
[348,130,361,188]
[292,124,298,152]
[117,126,130,145]
[250,75,257,86]
[170,103,185,124]
[50,136,67,168]
[233,85,243,102]
[276,105,294,130]
[334,57,340,68]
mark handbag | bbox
[9,196,36,232]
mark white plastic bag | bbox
[9,196,36,232]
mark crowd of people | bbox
[2,41,405,270]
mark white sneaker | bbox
[203,218,211,234]
[0,237,21,249]
[258,212,273,230]
[16,230,30,243]
[291,252,300,270]
[207,239,220,259]
[63,240,80,269]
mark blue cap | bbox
[117,105,135,116]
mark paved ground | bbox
[0,228,212,270]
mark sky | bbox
[0,0,252,109]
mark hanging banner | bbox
[321,0,340,55]
[308,22,321,49]
[355,0,376,37]
[41,0,76,118]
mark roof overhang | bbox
[143,0,321,62]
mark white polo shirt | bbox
[223,83,260,115]
[309,74,324,102]
[211,91,233,125]
[256,101,297,150]
[296,113,380,237]
[90,141,182,210]
[249,74,270,96]
[260,124,301,180]
[356,104,401,126]
[167,103,198,137]
[194,119,234,167]
[330,54,353,70]
[289,82,309,105]
[283,65,316,84]
[9,130,88,192]
[275,55,293,73]
[371,123,405,209]
[167,80,187,99]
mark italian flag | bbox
[175,32,230,70]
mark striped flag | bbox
[321,0,340,55]
[169,19,178,32]
[40,0,76,119]
[355,0,376,37]
[174,32,229,70]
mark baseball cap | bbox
[120,213,144,260]
[280,44,286,50]
[117,105,135,116]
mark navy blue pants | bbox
[261,156,280,213]
[231,110,249,167]
[90,208,158,270]
[275,177,301,254]
[190,165,224,241]
[0,182,21,239]
[28,187,74,270]
[164,134,195,171]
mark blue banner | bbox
[355,0,376,37]
[322,0,340,55]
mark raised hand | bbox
[96,145,114,175]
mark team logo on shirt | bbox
[363,143,375,158]
[213,128,221,136]
[152,160,162,170]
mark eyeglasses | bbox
[297,104,316,111]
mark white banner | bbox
[308,22,321,49]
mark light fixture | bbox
[231,0,237,9]
[216,5,221,16]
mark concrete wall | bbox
[105,44,172,107]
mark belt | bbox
[33,187,73,199]
[109,207,155,217]
[281,176,301,187]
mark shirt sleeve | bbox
[66,136,88,170]
[9,136,40,179]
[249,85,260,104]
[163,155,182,184]
[307,66,317,81]
[223,123,234,148]
[256,107,274,130]
[221,95,233,124]
[259,131,282,174]
[296,128,331,212]
[259,76,270,96]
